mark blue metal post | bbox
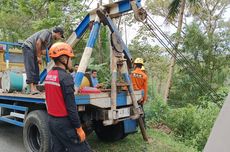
[45,48,50,63]
[40,16,91,82]
[74,16,101,92]
[5,45,9,69]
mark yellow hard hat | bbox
[141,66,145,71]
[80,76,91,88]
[134,58,144,64]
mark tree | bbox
[0,0,88,42]
[129,34,169,98]
[193,0,230,84]
[164,0,201,102]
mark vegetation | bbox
[0,0,230,151]
[88,129,197,152]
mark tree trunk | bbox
[157,78,162,95]
[98,0,103,64]
[164,0,185,102]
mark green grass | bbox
[87,128,197,152]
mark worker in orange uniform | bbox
[130,58,148,104]
[141,66,146,74]
[45,42,92,152]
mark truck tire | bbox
[94,121,127,142]
[23,110,49,152]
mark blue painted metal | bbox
[75,95,90,105]
[0,96,45,104]
[118,0,132,13]
[0,103,28,111]
[0,41,22,47]
[39,69,47,84]
[38,0,143,82]
[86,0,142,17]
[0,117,24,127]
[74,92,130,106]
[136,0,142,8]
[86,21,100,48]
[141,90,144,97]
[116,91,127,106]
[45,48,51,63]
[39,48,51,84]
[124,119,137,133]
[0,41,22,62]
[5,45,9,62]
[75,20,101,88]
[0,93,130,106]
[75,14,90,38]
[74,72,85,87]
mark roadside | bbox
[0,122,25,152]
[0,121,196,152]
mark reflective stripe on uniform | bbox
[44,81,60,87]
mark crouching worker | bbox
[45,42,92,152]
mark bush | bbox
[145,95,220,151]
[145,95,169,124]
[164,102,220,151]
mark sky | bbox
[87,0,230,45]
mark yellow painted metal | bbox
[0,49,24,72]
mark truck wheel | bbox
[23,110,49,152]
[94,121,127,142]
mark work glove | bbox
[75,127,86,142]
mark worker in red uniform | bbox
[45,42,92,152]
[130,58,148,104]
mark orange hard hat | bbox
[49,42,74,58]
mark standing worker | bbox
[130,58,148,104]
[141,66,146,74]
[22,27,64,94]
[71,63,79,80]
[45,42,92,152]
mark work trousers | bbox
[22,45,40,84]
[48,116,92,152]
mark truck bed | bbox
[0,90,142,108]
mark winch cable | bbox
[140,14,221,104]
[141,21,209,97]
[148,15,220,102]
[146,15,220,99]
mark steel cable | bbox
[140,15,221,105]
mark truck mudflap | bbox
[93,118,137,142]
[123,119,137,134]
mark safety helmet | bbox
[134,58,144,64]
[80,76,91,88]
[141,66,145,71]
[49,42,74,58]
